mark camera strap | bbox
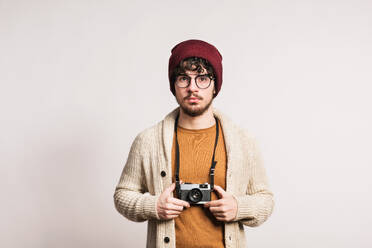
[174,113,219,195]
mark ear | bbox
[212,90,217,99]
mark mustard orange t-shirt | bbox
[171,120,227,248]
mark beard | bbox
[176,93,213,117]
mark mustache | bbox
[184,94,203,101]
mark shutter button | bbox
[164,236,170,243]
[161,171,166,177]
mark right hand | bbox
[157,182,190,220]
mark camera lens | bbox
[188,188,203,203]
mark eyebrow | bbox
[178,73,209,76]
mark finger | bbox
[213,185,227,198]
[168,197,190,208]
[212,213,226,218]
[163,214,179,220]
[215,216,226,221]
[164,210,183,215]
[209,206,224,213]
[163,203,184,211]
[204,199,223,208]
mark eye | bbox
[199,76,208,81]
[178,76,188,82]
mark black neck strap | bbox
[174,114,219,194]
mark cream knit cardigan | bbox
[114,107,274,248]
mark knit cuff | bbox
[143,194,160,220]
[232,194,257,222]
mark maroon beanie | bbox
[168,39,223,97]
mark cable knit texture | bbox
[114,107,274,248]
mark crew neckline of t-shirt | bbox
[177,123,217,134]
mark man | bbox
[114,39,274,248]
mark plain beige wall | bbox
[1,0,372,247]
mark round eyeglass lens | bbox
[196,75,211,89]
[176,75,189,87]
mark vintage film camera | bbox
[178,182,212,204]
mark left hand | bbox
[204,185,238,222]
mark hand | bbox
[157,182,190,220]
[204,185,238,222]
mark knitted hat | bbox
[168,39,223,97]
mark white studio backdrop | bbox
[1,0,371,247]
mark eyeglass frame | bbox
[174,73,215,89]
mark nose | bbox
[186,77,199,92]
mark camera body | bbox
[178,183,212,204]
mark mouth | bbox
[185,97,201,103]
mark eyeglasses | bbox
[175,74,214,89]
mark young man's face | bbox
[174,67,215,117]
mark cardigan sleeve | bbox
[232,135,274,227]
[113,134,160,222]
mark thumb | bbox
[213,185,227,198]
[164,182,176,195]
